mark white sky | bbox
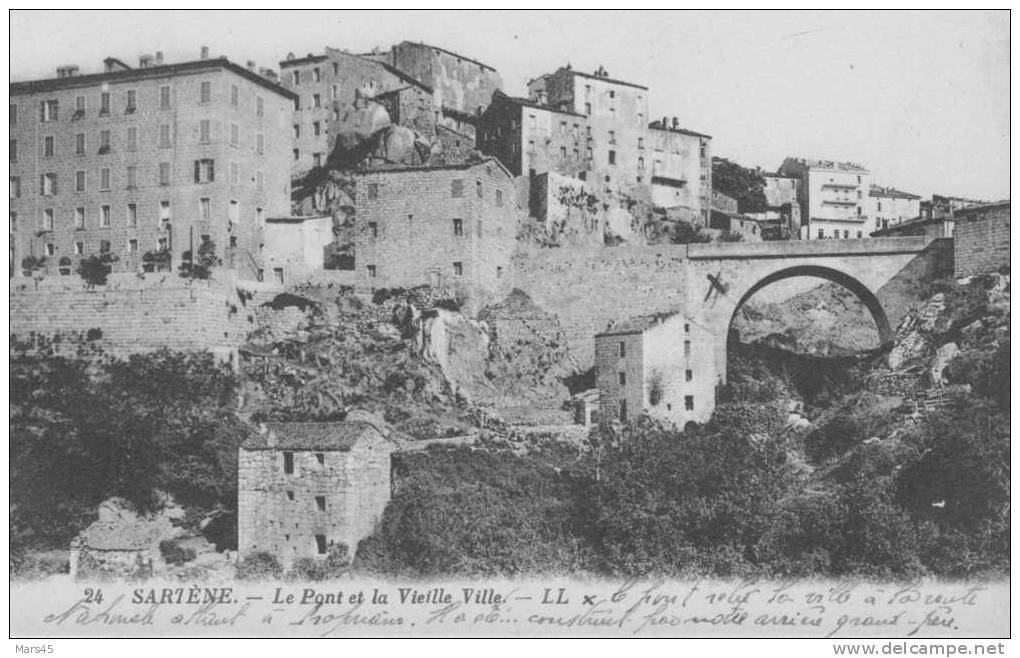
[10,9,1010,201]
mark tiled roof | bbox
[243,421,385,451]
[597,311,681,337]
[870,184,921,200]
[495,91,585,118]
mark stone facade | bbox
[280,48,433,179]
[778,157,873,239]
[595,312,716,428]
[476,91,590,207]
[352,158,521,305]
[238,420,394,565]
[648,119,712,222]
[385,41,502,117]
[953,201,1010,278]
[10,54,294,280]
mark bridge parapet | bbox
[686,236,930,260]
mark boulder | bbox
[929,342,960,386]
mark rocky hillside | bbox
[239,285,578,439]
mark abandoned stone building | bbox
[238,419,394,565]
[953,200,1010,278]
[9,48,295,279]
[594,312,716,429]
[351,157,521,303]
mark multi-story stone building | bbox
[351,157,521,304]
[280,47,434,180]
[594,312,716,429]
[756,172,802,235]
[10,51,294,279]
[647,117,712,223]
[777,157,872,240]
[870,184,921,231]
[238,419,394,566]
[528,65,650,204]
[476,91,590,207]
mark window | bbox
[315,452,324,466]
[74,207,86,229]
[9,139,15,161]
[198,81,212,104]
[293,148,299,161]
[315,535,327,555]
[313,67,321,82]
[229,200,239,223]
[125,89,137,113]
[294,96,300,111]
[608,150,616,165]
[608,130,616,144]
[332,62,339,76]
[497,266,503,279]
[9,177,20,199]
[127,204,137,226]
[194,159,215,183]
[453,261,463,276]
[100,92,110,116]
[476,180,483,198]
[619,399,628,422]
[230,162,239,183]
[293,124,301,139]
[365,221,378,238]
[159,124,171,148]
[292,70,300,85]
[817,228,824,239]
[313,121,321,135]
[230,123,239,146]
[313,93,321,108]
[618,341,626,357]
[76,133,86,156]
[42,208,54,231]
[286,490,294,501]
[684,323,690,333]
[43,136,54,157]
[451,179,463,198]
[685,369,693,382]
[230,84,239,107]
[41,99,58,122]
[685,396,694,411]
[127,127,137,151]
[159,85,171,109]
[496,189,503,207]
[283,451,294,474]
[159,162,171,186]
[100,168,111,191]
[128,239,138,253]
[315,496,326,512]
[9,104,16,125]
[618,372,626,386]
[160,201,170,222]
[843,230,850,239]
[638,156,644,169]
[584,102,591,115]
[256,133,264,154]
[199,198,211,220]
[366,264,376,278]
[199,120,211,143]
[857,206,862,216]
[99,130,111,154]
[560,146,567,159]
[256,96,264,117]
[99,205,111,228]
[587,147,593,160]
[74,241,84,255]
[312,153,322,168]
[857,231,863,239]
[684,340,691,356]
[331,84,339,101]
[256,170,264,190]
[453,218,463,236]
[45,243,55,257]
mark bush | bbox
[159,540,196,566]
[286,545,349,581]
[179,239,221,280]
[77,253,118,287]
[142,248,171,273]
[235,551,283,580]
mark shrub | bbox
[142,248,171,273]
[179,239,221,280]
[286,545,349,581]
[159,539,196,566]
[235,551,283,581]
[77,253,118,287]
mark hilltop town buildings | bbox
[9,50,295,278]
[238,419,394,566]
[777,157,873,240]
[594,312,716,429]
[647,118,712,223]
[351,157,520,302]
[870,184,921,231]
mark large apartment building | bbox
[777,157,872,240]
[10,51,294,279]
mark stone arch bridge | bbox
[512,236,950,383]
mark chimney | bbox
[247,60,256,70]
[155,51,164,65]
[139,54,154,69]
[56,65,79,78]
[286,52,295,61]
[200,45,209,60]
[671,117,678,129]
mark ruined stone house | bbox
[237,419,394,566]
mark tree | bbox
[20,255,46,287]
[712,158,768,214]
[179,239,221,280]
[142,248,171,273]
[670,221,712,245]
[77,253,117,288]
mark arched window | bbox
[58,256,72,276]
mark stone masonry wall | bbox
[954,205,1010,278]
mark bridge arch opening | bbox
[727,264,894,357]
